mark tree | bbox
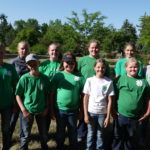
[0,14,15,46]
[67,9,107,54]
[120,19,137,44]
[14,19,26,32]
[138,14,150,53]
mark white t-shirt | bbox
[83,76,115,114]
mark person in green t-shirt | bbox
[114,43,143,77]
[16,54,50,150]
[50,52,85,150]
[112,57,150,150]
[39,43,61,132]
[77,39,110,141]
[0,43,19,150]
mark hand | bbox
[104,117,110,128]
[139,113,149,121]
[22,110,32,118]
[84,115,90,124]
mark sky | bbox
[0,0,150,32]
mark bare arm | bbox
[16,95,32,118]
[83,94,90,124]
[104,95,113,128]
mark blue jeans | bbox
[77,119,87,139]
[55,109,78,150]
[0,107,12,150]
[10,111,20,139]
[20,112,48,150]
[86,113,106,150]
[112,114,138,150]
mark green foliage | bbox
[67,9,107,54]
[31,44,47,54]
[138,14,150,53]
[0,14,16,46]
[9,28,40,53]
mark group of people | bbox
[0,40,150,150]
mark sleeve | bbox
[107,81,115,96]
[115,60,121,76]
[138,61,144,77]
[15,77,24,96]
[83,78,91,94]
[77,57,82,72]
[11,65,19,85]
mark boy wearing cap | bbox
[50,52,85,150]
[15,53,50,150]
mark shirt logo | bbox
[136,80,143,87]
[74,76,80,81]
[102,86,107,92]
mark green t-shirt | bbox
[15,73,50,114]
[39,60,60,81]
[115,58,143,77]
[114,74,150,118]
[0,63,18,109]
[51,71,85,111]
[78,55,110,79]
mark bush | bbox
[30,44,47,54]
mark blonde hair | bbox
[125,57,139,68]
[17,41,30,51]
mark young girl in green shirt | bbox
[112,57,150,150]
[50,52,84,150]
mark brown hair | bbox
[94,58,107,68]
[124,43,136,51]
[88,39,100,48]
[59,52,77,72]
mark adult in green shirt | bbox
[39,43,61,132]
[39,43,61,81]
[115,43,143,77]
[0,43,18,150]
[77,39,110,141]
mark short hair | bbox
[17,41,30,51]
[125,57,139,68]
